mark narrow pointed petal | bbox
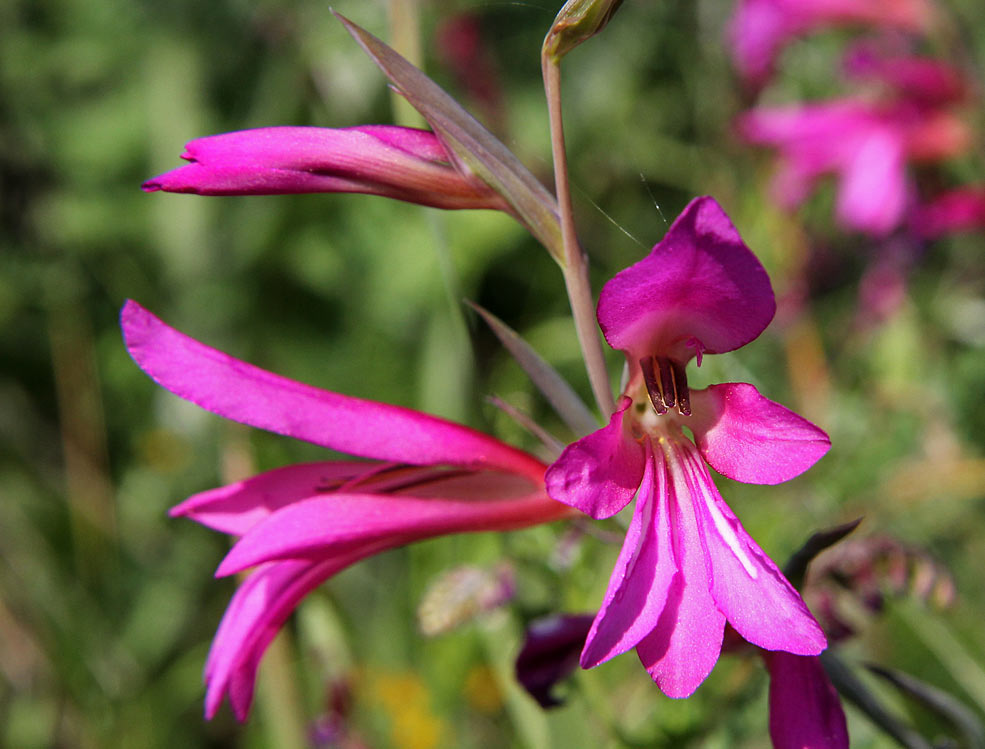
[171,461,379,535]
[689,384,830,485]
[216,490,569,576]
[597,197,775,365]
[581,446,678,668]
[204,555,370,720]
[675,441,826,655]
[121,301,545,480]
[766,653,850,749]
[635,447,726,697]
[143,126,506,211]
[544,397,644,519]
[469,301,598,437]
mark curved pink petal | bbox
[635,447,725,697]
[689,384,830,485]
[544,397,644,520]
[215,489,570,576]
[121,301,545,481]
[597,197,775,365]
[836,128,907,236]
[171,461,379,535]
[580,445,678,668]
[674,440,826,655]
[766,653,849,749]
[204,554,376,720]
[142,126,504,211]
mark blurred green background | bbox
[2,0,984,746]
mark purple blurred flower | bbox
[729,0,932,86]
[844,43,967,107]
[515,614,595,708]
[516,615,848,748]
[912,187,985,238]
[143,125,509,211]
[121,301,572,720]
[766,652,849,749]
[545,197,829,698]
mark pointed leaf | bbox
[823,652,934,749]
[868,664,985,749]
[784,518,864,590]
[469,301,598,436]
[334,12,563,260]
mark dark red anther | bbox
[670,359,691,416]
[640,357,668,414]
[656,356,676,409]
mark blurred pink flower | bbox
[515,615,848,748]
[844,43,967,107]
[121,300,571,720]
[143,125,509,211]
[729,0,932,86]
[912,187,985,238]
[739,96,969,236]
[545,197,829,698]
[765,652,849,749]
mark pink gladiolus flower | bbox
[844,44,967,108]
[912,187,985,238]
[729,0,932,86]
[121,300,571,720]
[545,197,829,698]
[739,98,969,236]
[142,125,509,211]
[765,652,849,749]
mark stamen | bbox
[670,359,691,416]
[656,356,676,409]
[639,356,668,414]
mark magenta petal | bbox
[635,448,725,697]
[674,441,826,655]
[142,126,502,210]
[836,129,907,236]
[215,490,567,576]
[203,555,370,720]
[580,446,678,667]
[597,197,775,364]
[121,301,544,480]
[172,461,381,535]
[545,397,644,520]
[728,0,792,85]
[689,384,830,485]
[767,653,849,749]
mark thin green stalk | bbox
[542,56,615,417]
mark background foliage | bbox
[1,0,983,746]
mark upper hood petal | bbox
[597,197,775,366]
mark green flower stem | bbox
[542,55,615,418]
